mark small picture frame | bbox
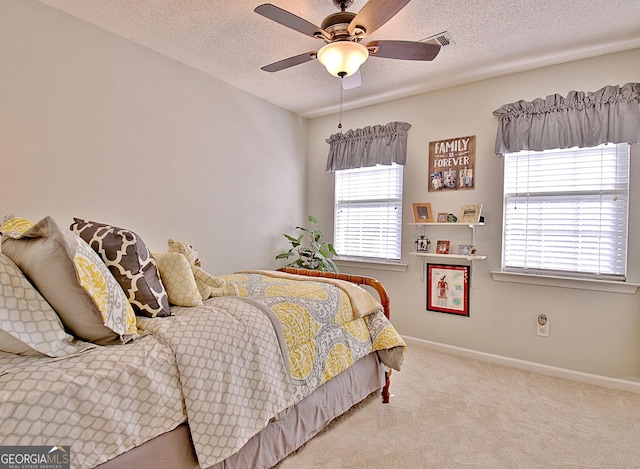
[458,244,473,256]
[459,204,483,224]
[412,203,433,223]
[437,212,448,223]
[415,235,431,252]
[436,240,450,255]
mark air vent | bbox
[422,31,454,47]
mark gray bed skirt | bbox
[96,352,384,469]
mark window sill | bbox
[490,271,640,294]
[334,257,408,272]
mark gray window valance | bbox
[325,121,411,171]
[493,82,640,155]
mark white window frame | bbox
[500,143,630,282]
[333,163,404,263]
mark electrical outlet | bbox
[537,314,549,337]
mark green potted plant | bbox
[276,215,339,272]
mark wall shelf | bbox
[408,222,485,227]
[409,220,486,286]
[409,252,487,260]
[409,221,487,260]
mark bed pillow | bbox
[70,218,171,318]
[153,252,203,307]
[0,215,34,236]
[0,253,95,357]
[1,216,138,345]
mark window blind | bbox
[334,164,403,260]
[503,143,629,280]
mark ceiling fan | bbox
[254,0,441,82]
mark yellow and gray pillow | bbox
[1,216,138,345]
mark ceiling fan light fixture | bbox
[317,41,369,77]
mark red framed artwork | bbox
[426,264,470,316]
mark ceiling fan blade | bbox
[261,51,317,72]
[348,0,411,37]
[342,70,362,90]
[367,40,441,61]
[254,4,324,39]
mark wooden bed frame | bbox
[277,267,393,403]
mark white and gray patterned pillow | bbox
[0,253,95,357]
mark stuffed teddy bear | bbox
[167,239,238,299]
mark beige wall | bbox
[0,0,308,274]
[3,1,640,381]
[306,49,640,380]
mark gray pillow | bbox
[70,218,171,318]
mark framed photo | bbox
[415,235,431,252]
[435,240,450,254]
[412,203,433,223]
[459,204,483,224]
[437,212,448,223]
[458,244,473,256]
[426,264,470,316]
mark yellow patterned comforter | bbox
[221,271,406,402]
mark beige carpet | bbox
[276,343,640,469]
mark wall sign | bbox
[428,135,476,191]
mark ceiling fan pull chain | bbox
[338,76,344,131]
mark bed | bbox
[0,216,405,469]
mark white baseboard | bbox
[403,336,640,394]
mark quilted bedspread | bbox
[136,296,296,467]
[0,271,405,469]
[223,271,406,401]
[0,336,186,469]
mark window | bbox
[502,143,630,280]
[334,163,403,261]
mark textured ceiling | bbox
[36,0,640,118]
